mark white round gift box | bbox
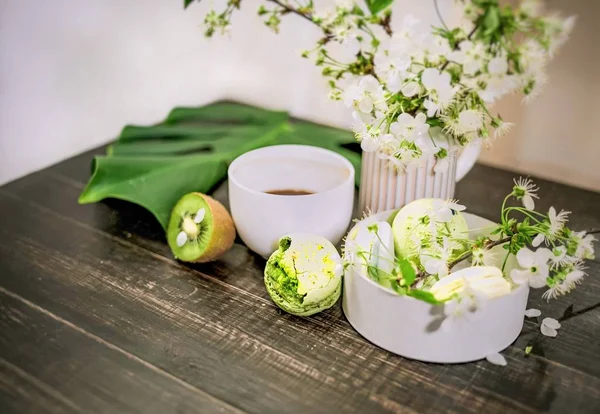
[342,210,529,363]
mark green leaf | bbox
[482,6,500,37]
[398,258,416,286]
[184,0,195,9]
[79,102,362,230]
[79,155,227,229]
[364,0,394,16]
[407,289,441,304]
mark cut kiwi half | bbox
[167,193,236,263]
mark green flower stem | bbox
[504,206,545,223]
[500,193,512,226]
[501,250,511,272]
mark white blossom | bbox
[570,231,596,260]
[458,109,484,133]
[540,317,561,337]
[421,68,455,108]
[449,40,486,75]
[374,48,410,93]
[524,308,541,318]
[547,246,570,268]
[513,177,539,210]
[486,352,507,366]
[532,207,570,246]
[494,120,514,137]
[343,75,386,114]
[472,247,500,267]
[441,281,487,331]
[351,111,386,152]
[390,112,429,142]
[430,199,466,223]
[541,283,566,301]
[334,0,355,10]
[510,247,551,288]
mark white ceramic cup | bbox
[228,145,355,258]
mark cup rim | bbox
[227,144,355,198]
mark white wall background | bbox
[1,0,598,191]
[0,0,444,185]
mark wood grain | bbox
[0,289,238,414]
[0,180,599,413]
[0,145,599,413]
[8,164,600,377]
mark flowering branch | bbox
[344,177,596,307]
[264,0,327,32]
[187,1,575,171]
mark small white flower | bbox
[540,317,561,337]
[510,247,551,288]
[351,111,386,153]
[524,308,541,318]
[532,207,570,246]
[431,199,466,223]
[472,247,500,267]
[493,120,514,138]
[513,177,539,210]
[334,0,354,10]
[458,109,484,133]
[547,246,571,268]
[449,40,486,75]
[421,68,455,107]
[541,283,566,301]
[343,75,386,114]
[565,266,586,285]
[441,281,486,331]
[420,237,457,278]
[401,81,422,97]
[422,257,449,278]
[374,48,410,92]
[486,352,507,366]
[570,231,596,260]
[488,56,508,75]
[390,112,429,142]
[423,99,440,117]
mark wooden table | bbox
[1,146,599,414]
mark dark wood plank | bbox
[6,166,600,378]
[1,187,599,412]
[0,289,238,414]
[0,359,80,414]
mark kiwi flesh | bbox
[167,193,236,262]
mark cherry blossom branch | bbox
[409,236,512,287]
[266,0,324,30]
[410,224,598,288]
[439,24,479,71]
[451,236,513,270]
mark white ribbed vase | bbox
[358,151,458,215]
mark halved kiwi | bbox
[167,193,235,262]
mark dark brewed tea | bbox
[265,189,314,196]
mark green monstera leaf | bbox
[79,102,360,230]
[365,0,394,15]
